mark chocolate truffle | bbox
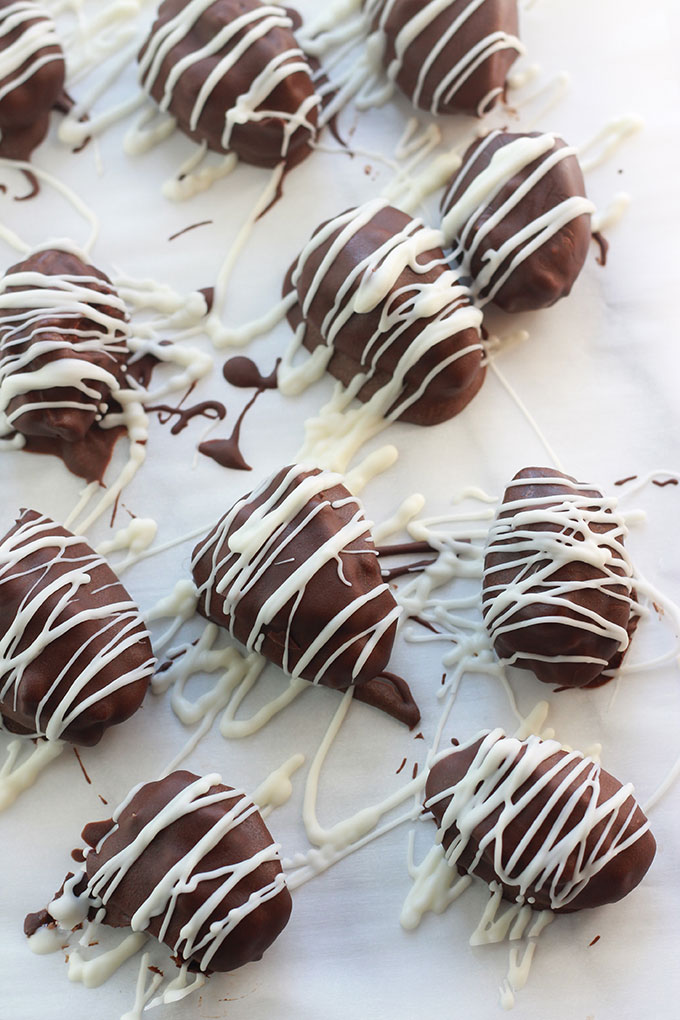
[284,199,485,427]
[367,0,522,116]
[0,0,66,161]
[138,0,320,168]
[30,771,292,972]
[0,509,154,745]
[0,247,132,480]
[440,131,594,312]
[192,464,420,726]
[425,729,656,912]
[482,468,637,689]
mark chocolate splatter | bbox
[414,732,424,740]
[72,747,91,785]
[614,475,638,487]
[147,400,226,435]
[168,220,213,242]
[223,356,280,390]
[450,737,459,746]
[411,762,419,779]
[592,231,609,267]
[589,935,601,947]
[199,389,263,471]
[653,478,678,488]
[411,616,440,635]
[395,757,407,775]
[441,673,447,686]
[98,794,108,805]
[13,170,39,202]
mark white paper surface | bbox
[2,1,680,1018]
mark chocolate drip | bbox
[344,671,420,729]
[13,170,39,202]
[592,231,609,267]
[147,400,226,435]
[376,541,435,557]
[223,356,280,390]
[653,478,679,488]
[614,475,638,486]
[199,390,263,471]
[168,220,213,242]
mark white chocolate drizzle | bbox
[483,473,638,675]
[138,0,320,161]
[69,772,287,972]
[0,2,63,106]
[0,511,155,742]
[440,130,595,306]
[191,464,401,686]
[426,728,650,910]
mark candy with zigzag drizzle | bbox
[425,729,656,912]
[26,770,293,972]
[283,198,485,426]
[192,464,420,725]
[482,468,639,689]
[138,0,320,167]
[0,509,154,745]
[0,0,65,161]
[440,130,595,312]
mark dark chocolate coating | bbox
[284,204,485,427]
[441,131,591,312]
[425,735,656,912]
[0,0,65,160]
[80,771,292,972]
[0,248,129,444]
[371,0,520,116]
[0,509,154,745]
[482,467,636,689]
[192,466,419,725]
[138,0,318,167]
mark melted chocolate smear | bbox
[653,478,679,488]
[72,747,91,785]
[168,220,213,242]
[592,231,609,267]
[24,909,52,938]
[199,388,263,471]
[23,421,125,484]
[14,170,39,202]
[411,762,419,779]
[614,475,638,486]
[346,671,421,729]
[0,183,7,194]
[199,286,215,313]
[441,673,447,685]
[98,794,108,805]
[223,356,280,390]
[376,541,434,558]
[110,491,122,529]
[381,558,437,582]
[147,400,226,435]
[589,935,601,947]
[395,757,407,775]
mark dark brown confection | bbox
[284,203,485,427]
[441,131,592,312]
[369,0,520,116]
[0,509,154,745]
[138,0,319,168]
[79,772,292,972]
[482,467,638,689]
[0,0,66,160]
[191,465,420,727]
[425,732,656,912]
[0,248,133,481]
